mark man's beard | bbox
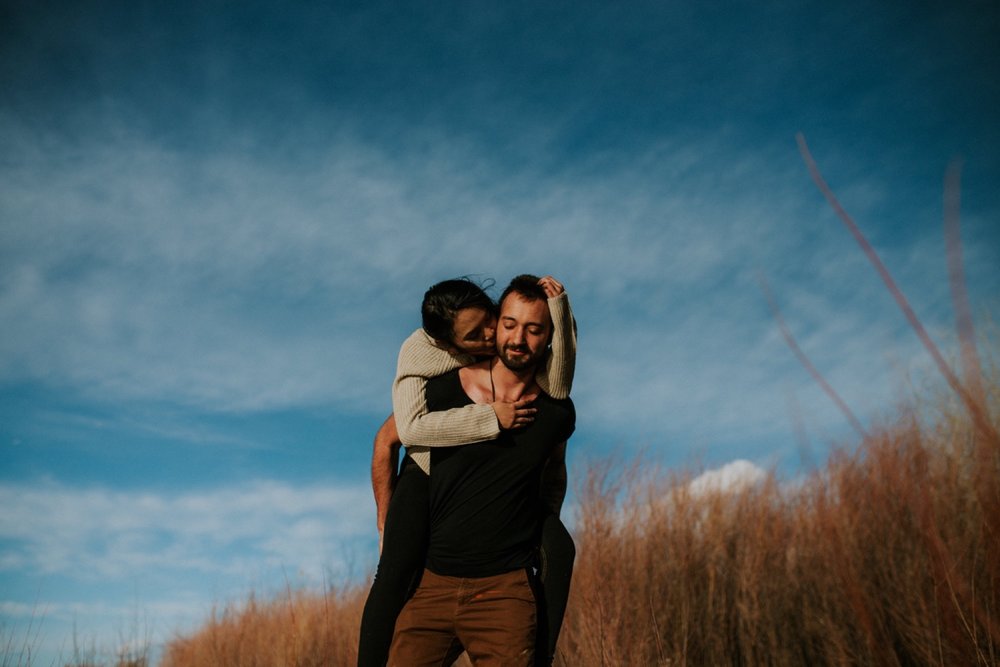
[498,344,539,371]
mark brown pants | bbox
[388,568,537,667]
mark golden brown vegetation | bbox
[151,374,998,667]
[159,584,367,667]
[558,385,999,666]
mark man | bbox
[387,275,576,667]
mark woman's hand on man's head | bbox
[537,276,564,298]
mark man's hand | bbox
[537,275,565,298]
[491,398,537,430]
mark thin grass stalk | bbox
[796,133,998,445]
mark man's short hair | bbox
[499,274,546,309]
[421,277,496,343]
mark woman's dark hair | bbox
[421,277,496,344]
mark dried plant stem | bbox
[944,159,987,410]
[796,133,998,443]
[758,273,868,440]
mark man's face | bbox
[496,294,552,371]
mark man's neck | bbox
[488,357,538,402]
[458,358,539,405]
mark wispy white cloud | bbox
[0,478,374,583]
[1,106,992,450]
[0,476,376,665]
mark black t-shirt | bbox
[425,369,575,577]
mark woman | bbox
[358,275,576,667]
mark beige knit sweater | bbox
[392,292,576,473]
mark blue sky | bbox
[2,0,998,662]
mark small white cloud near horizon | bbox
[688,459,768,497]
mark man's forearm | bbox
[371,414,402,534]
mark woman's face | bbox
[449,306,497,356]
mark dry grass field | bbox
[7,387,997,667]
[15,354,1000,667]
[159,585,367,667]
[147,369,999,667]
[557,386,999,666]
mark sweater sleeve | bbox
[392,329,501,447]
[536,292,577,400]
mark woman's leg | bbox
[357,458,430,667]
[536,513,575,666]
